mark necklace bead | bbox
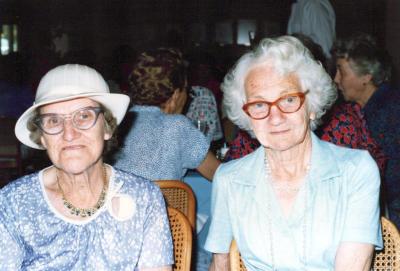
[57,165,108,218]
[264,153,310,270]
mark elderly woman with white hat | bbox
[0,64,173,270]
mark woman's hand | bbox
[335,242,374,271]
[209,253,230,271]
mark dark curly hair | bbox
[128,48,187,106]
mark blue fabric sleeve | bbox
[0,192,24,269]
[137,184,174,268]
[341,151,383,248]
[204,165,233,253]
[173,115,209,170]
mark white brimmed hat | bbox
[15,64,130,149]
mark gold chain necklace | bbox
[264,154,309,271]
[57,165,108,218]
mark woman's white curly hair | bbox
[222,35,337,133]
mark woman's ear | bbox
[40,135,48,149]
[104,132,112,141]
[362,74,373,85]
[310,112,316,120]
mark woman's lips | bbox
[270,129,289,135]
[62,145,84,151]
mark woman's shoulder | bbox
[1,173,40,199]
[317,137,377,170]
[0,173,42,216]
[113,168,161,193]
[163,113,194,127]
[216,147,264,184]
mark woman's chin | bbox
[55,159,99,175]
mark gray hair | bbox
[222,35,337,132]
[333,34,391,86]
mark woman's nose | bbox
[267,105,285,125]
[62,119,80,141]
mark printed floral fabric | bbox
[186,86,223,141]
[224,130,260,162]
[0,167,173,270]
[320,102,387,175]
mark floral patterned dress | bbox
[0,167,173,270]
[320,102,387,175]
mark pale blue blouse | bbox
[205,133,382,271]
[0,167,173,270]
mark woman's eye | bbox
[253,103,266,109]
[284,96,297,103]
[46,117,61,126]
[77,111,92,120]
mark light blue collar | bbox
[248,132,342,225]
[230,132,341,187]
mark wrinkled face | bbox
[244,65,314,151]
[39,98,111,174]
[334,58,369,103]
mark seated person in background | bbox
[206,36,382,270]
[185,85,223,142]
[320,101,386,175]
[0,64,173,270]
[223,129,260,162]
[113,48,220,181]
[323,33,399,227]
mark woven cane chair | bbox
[373,216,400,270]
[156,180,196,229]
[229,217,400,271]
[230,239,247,271]
[167,206,193,271]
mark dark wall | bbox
[1,0,397,84]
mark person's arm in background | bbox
[209,253,230,271]
[197,151,221,181]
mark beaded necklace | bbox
[264,154,310,271]
[57,165,108,218]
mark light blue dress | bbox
[113,105,209,180]
[0,167,173,270]
[205,133,382,271]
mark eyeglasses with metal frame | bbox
[33,106,104,135]
[242,90,309,120]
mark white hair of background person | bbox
[222,35,337,134]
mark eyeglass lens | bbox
[244,92,305,119]
[36,107,102,134]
